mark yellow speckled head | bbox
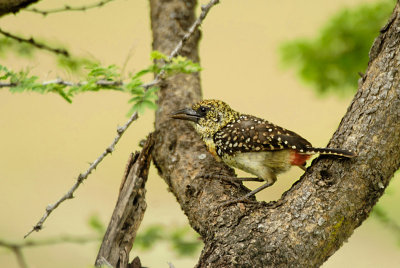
[171,99,240,139]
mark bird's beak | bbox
[170,108,200,123]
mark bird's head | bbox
[171,99,240,138]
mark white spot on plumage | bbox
[268,128,272,132]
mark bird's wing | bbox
[214,114,312,156]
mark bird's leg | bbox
[219,181,274,207]
[219,169,277,207]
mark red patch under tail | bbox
[290,150,311,166]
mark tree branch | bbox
[0,28,70,57]
[150,0,400,267]
[0,234,101,268]
[24,112,139,238]
[0,78,123,88]
[26,0,116,16]
[95,134,153,267]
[0,0,39,17]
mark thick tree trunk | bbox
[151,0,400,267]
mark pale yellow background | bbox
[1,0,399,267]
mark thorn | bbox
[33,224,42,231]
[77,174,85,182]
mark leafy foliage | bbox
[57,54,98,73]
[0,35,95,73]
[0,51,201,115]
[151,50,203,74]
[134,224,202,257]
[87,214,106,235]
[0,37,34,57]
[280,0,393,95]
[372,205,400,246]
[87,215,202,257]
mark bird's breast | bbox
[222,150,293,175]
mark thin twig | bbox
[0,28,69,57]
[168,0,220,60]
[13,247,28,268]
[0,76,154,89]
[0,235,101,268]
[24,112,138,239]
[26,0,116,16]
[24,0,220,238]
[0,235,101,248]
[0,79,123,88]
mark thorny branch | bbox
[0,28,69,57]
[0,73,158,89]
[24,112,139,239]
[24,0,220,238]
[26,0,116,16]
[0,79,123,88]
[0,235,101,268]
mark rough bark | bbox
[0,0,39,17]
[151,0,400,267]
[95,134,153,267]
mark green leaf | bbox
[128,96,143,103]
[57,55,97,74]
[88,214,105,235]
[279,0,393,95]
[134,224,164,250]
[150,50,168,61]
[141,99,158,110]
[168,227,201,257]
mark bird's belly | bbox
[222,150,292,179]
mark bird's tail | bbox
[306,147,356,158]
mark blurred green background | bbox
[0,0,399,267]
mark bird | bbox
[171,99,356,205]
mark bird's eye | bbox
[199,106,207,113]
